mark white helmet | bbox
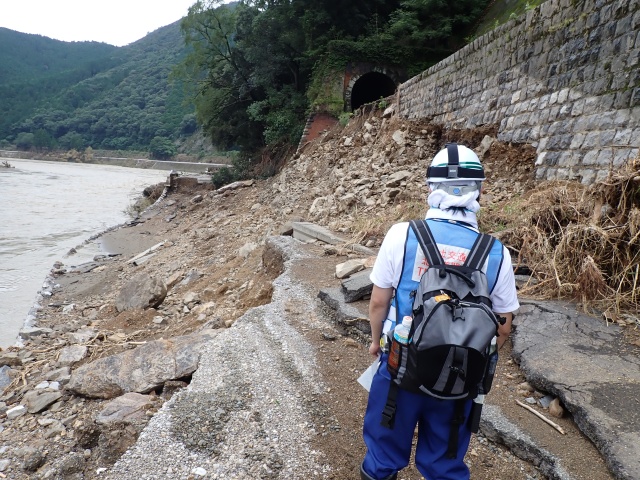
[427,143,484,196]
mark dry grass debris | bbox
[484,158,640,318]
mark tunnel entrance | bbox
[350,72,397,111]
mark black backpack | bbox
[381,220,502,458]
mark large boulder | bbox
[66,331,217,399]
[115,273,167,312]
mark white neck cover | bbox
[426,189,480,229]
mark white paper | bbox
[357,356,380,392]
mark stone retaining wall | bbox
[397,0,640,183]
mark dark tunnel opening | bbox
[350,72,397,111]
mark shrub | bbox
[149,136,177,160]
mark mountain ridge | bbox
[0,21,195,152]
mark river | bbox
[0,158,168,348]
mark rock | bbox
[179,269,203,286]
[115,273,167,312]
[0,459,9,472]
[338,193,356,211]
[192,467,207,476]
[477,135,496,158]
[66,331,217,399]
[20,447,45,471]
[23,389,63,413]
[57,345,88,367]
[525,397,536,405]
[19,326,53,340]
[392,130,405,145]
[191,194,204,204]
[335,259,366,279]
[385,170,412,188]
[58,452,85,475]
[341,269,374,303]
[343,137,353,146]
[62,303,76,314]
[382,105,396,118]
[539,394,554,409]
[239,242,257,259]
[96,393,155,425]
[67,328,97,344]
[549,397,564,418]
[44,420,66,439]
[0,365,13,394]
[6,405,27,419]
[0,352,22,367]
[183,292,200,305]
[279,221,295,236]
[381,188,401,204]
[45,367,71,384]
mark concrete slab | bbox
[318,287,371,339]
[292,222,375,256]
[512,300,640,480]
[480,405,571,480]
[341,269,373,303]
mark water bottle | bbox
[387,316,412,376]
[482,337,498,394]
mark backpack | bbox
[381,220,503,457]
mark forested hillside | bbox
[0,22,195,153]
[1,0,525,160]
[0,29,120,143]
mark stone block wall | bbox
[397,0,640,183]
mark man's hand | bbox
[369,285,394,357]
[369,341,381,357]
[495,312,514,349]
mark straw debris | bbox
[482,158,640,316]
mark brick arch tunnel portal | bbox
[350,71,397,111]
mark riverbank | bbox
[0,150,230,174]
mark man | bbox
[361,143,519,480]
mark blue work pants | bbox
[362,357,472,479]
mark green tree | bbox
[385,0,489,72]
[58,131,85,150]
[14,132,34,150]
[33,129,56,151]
[149,136,177,160]
[180,0,489,166]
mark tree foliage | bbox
[0,22,196,152]
[149,136,178,160]
[179,0,489,166]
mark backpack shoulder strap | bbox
[463,232,496,271]
[409,220,444,266]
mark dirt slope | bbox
[0,107,615,479]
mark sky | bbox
[0,0,208,47]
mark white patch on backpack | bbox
[412,243,470,281]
